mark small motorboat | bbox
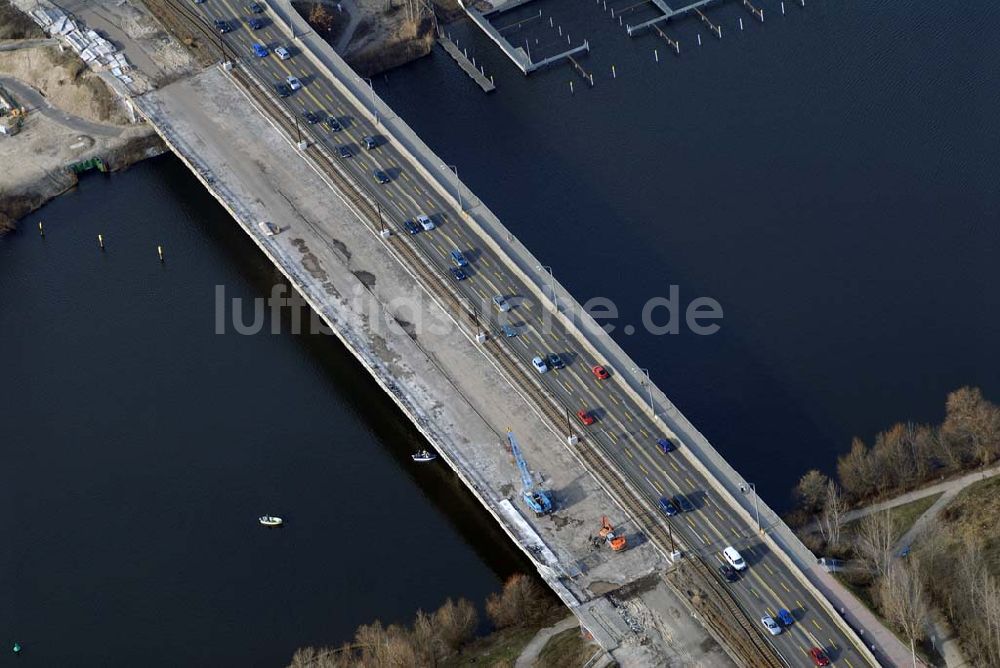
[411,449,437,463]
[258,515,283,527]
[258,221,278,237]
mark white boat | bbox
[411,449,437,463]
[258,221,277,237]
[258,515,283,527]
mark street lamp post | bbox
[740,482,761,533]
[440,164,463,211]
[535,265,557,310]
[362,77,378,124]
[633,367,653,414]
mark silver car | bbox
[274,46,290,60]
[531,356,548,373]
[492,294,510,312]
[761,616,782,636]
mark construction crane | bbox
[599,516,627,552]
[506,429,553,516]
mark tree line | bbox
[793,386,1000,521]
[287,573,560,667]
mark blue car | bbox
[449,267,467,281]
[403,219,421,235]
[658,497,679,517]
[252,43,268,57]
[657,438,676,453]
[450,249,468,267]
[248,17,263,30]
[777,608,794,626]
[501,324,517,337]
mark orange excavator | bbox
[599,516,627,552]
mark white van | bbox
[723,546,747,571]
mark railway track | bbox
[144,3,785,662]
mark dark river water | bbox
[3,0,1000,664]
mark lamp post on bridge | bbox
[632,366,653,415]
[361,77,378,124]
[439,164,463,212]
[535,264,557,311]
[739,481,761,534]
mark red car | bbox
[591,365,610,380]
[576,409,595,426]
[808,647,830,666]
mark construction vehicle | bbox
[506,429,553,516]
[599,516,627,552]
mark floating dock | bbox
[438,33,495,93]
[459,0,590,75]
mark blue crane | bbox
[507,429,553,516]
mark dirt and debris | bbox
[297,0,437,76]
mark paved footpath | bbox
[840,464,1000,527]
[514,616,588,668]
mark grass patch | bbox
[939,475,1000,578]
[535,627,598,668]
[841,492,943,543]
[441,624,538,668]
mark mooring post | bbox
[739,17,743,30]
[569,80,574,94]
[612,64,616,78]
[98,234,104,250]
[38,221,44,237]
[697,33,702,46]
[157,245,164,262]
[654,48,659,62]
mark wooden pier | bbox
[438,34,496,93]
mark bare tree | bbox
[432,598,477,651]
[818,480,846,549]
[308,3,336,34]
[794,469,830,514]
[837,437,875,501]
[942,386,1000,466]
[486,573,551,629]
[879,562,928,665]
[855,510,896,579]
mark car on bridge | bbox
[591,364,610,380]
[492,294,510,312]
[501,324,517,338]
[717,564,739,582]
[657,497,678,516]
[338,146,353,159]
[274,45,291,60]
[252,43,268,58]
[657,437,676,453]
[402,219,421,235]
[274,83,291,98]
[777,608,794,626]
[247,1,264,12]
[285,75,302,91]
[373,169,390,185]
[214,19,231,33]
[808,647,831,666]
[760,615,782,636]
[326,116,343,132]
[531,356,548,373]
[302,110,320,124]
[362,135,378,150]
[450,250,468,267]
[723,546,747,571]
[449,267,467,282]
[576,409,595,426]
[417,215,435,231]
[247,17,264,30]
[673,493,694,512]
[546,353,564,369]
